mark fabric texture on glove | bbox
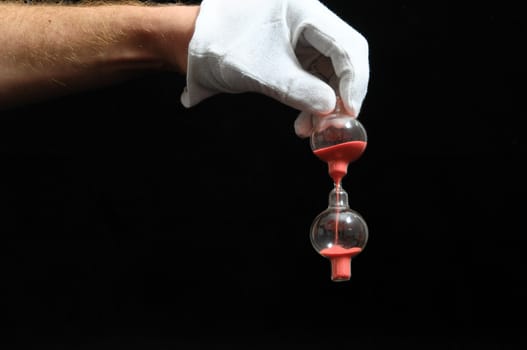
[181,0,369,138]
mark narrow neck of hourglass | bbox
[328,185,349,209]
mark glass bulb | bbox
[310,186,368,281]
[310,98,367,184]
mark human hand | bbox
[180,0,369,138]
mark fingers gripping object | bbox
[181,0,370,137]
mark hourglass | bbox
[309,98,368,282]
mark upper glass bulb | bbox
[310,98,367,184]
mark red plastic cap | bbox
[319,246,362,282]
[329,256,352,281]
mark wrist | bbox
[145,4,200,74]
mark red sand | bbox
[313,141,366,280]
[320,246,362,281]
[313,141,367,184]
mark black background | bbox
[2,0,526,348]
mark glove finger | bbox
[300,12,369,77]
[300,23,369,116]
[180,87,194,108]
[180,83,219,108]
[294,110,314,138]
[277,66,337,115]
[339,70,369,117]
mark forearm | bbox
[0,1,199,109]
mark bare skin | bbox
[0,1,200,109]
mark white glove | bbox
[181,0,370,138]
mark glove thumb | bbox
[293,110,314,138]
[180,82,217,108]
[180,86,193,108]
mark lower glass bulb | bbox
[310,186,368,281]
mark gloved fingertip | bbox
[180,88,192,108]
[341,97,359,117]
[339,75,367,117]
[294,111,313,138]
[312,86,337,115]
